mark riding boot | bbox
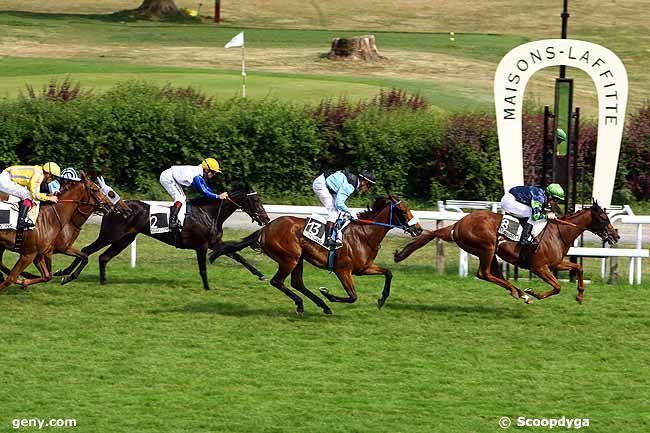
[518,218,533,268]
[169,202,182,230]
[519,218,533,247]
[16,200,34,230]
[324,221,335,247]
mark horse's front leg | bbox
[356,263,392,308]
[195,248,210,291]
[319,269,358,303]
[58,246,89,285]
[525,264,562,301]
[553,260,585,303]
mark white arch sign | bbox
[494,39,628,207]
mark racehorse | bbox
[209,195,423,315]
[394,201,619,304]
[0,178,130,285]
[55,185,270,290]
[0,172,114,291]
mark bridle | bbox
[226,191,268,226]
[356,199,420,235]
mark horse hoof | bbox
[377,298,386,309]
[576,296,584,304]
[524,288,534,295]
[521,294,534,304]
[323,308,332,315]
[259,276,267,281]
[296,306,304,316]
[100,280,107,285]
[319,287,329,295]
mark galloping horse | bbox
[0,172,113,291]
[56,185,270,290]
[394,201,619,304]
[209,195,423,315]
[0,178,130,284]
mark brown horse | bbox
[0,178,130,284]
[0,172,112,291]
[209,195,423,314]
[394,201,619,304]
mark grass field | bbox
[1,226,650,432]
[1,2,649,112]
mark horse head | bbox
[588,200,620,246]
[96,175,131,217]
[77,171,115,214]
[360,194,423,237]
[228,185,270,226]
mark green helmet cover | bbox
[546,183,565,200]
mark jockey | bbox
[159,158,228,229]
[500,183,565,247]
[312,168,376,246]
[0,162,61,230]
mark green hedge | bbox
[1,82,649,205]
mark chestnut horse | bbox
[209,195,423,315]
[0,178,130,284]
[56,186,270,291]
[0,172,112,291]
[394,201,619,304]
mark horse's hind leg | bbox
[196,248,210,291]
[98,233,137,285]
[270,261,304,315]
[290,258,331,315]
[226,251,266,281]
[17,253,52,288]
[363,263,393,309]
[475,254,531,303]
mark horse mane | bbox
[357,196,389,219]
[188,186,252,208]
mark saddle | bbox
[0,198,40,231]
[302,213,351,250]
[148,202,188,234]
[497,214,546,244]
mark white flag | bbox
[224,32,244,49]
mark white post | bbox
[131,238,137,268]
[636,224,643,284]
[459,250,468,277]
[241,46,246,98]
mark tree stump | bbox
[327,35,386,61]
[136,0,181,18]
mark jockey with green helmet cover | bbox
[159,158,228,230]
[312,168,376,246]
[0,162,61,230]
[500,183,565,247]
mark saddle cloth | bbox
[0,196,41,231]
[302,213,351,250]
[498,214,547,242]
[149,202,187,234]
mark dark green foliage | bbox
[1,81,649,204]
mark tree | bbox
[136,0,181,18]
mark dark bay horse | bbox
[209,195,423,315]
[0,172,113,291]
[0,178,130,285]
[56,186,270,290]
[394,201,619,304]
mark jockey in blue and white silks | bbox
[500,183,565,247]
[312,169,376,246]
[159,158,228,229]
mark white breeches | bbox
[312,174,338,222]
[0,170,31,200]
[500,192,532,219]
[160,169,186,203]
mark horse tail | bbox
[393,224,455,262]
[209,229,262,264]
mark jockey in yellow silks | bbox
[0,162,61,230]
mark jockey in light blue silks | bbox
[500,183,565,247]
[312,169,376,246]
